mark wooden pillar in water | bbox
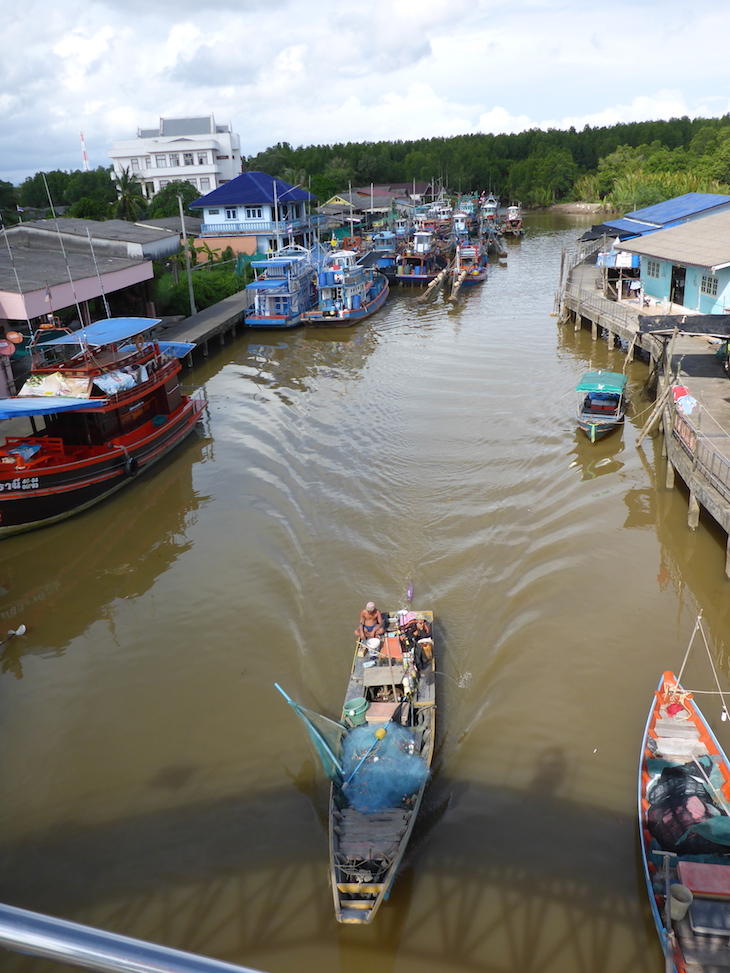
[725,534,730,580]
[591,315,598,341]
[665,459,675,488]
[688,492,700,529]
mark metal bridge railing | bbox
[0,901,267,973]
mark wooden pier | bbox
[559,245,730,577]
[159,292,251,358]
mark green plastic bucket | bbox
[344,697,369,726]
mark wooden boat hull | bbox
[0,394,206,537]
[329,610,435,923]
[639,671,730,972]
[577,413,625,442]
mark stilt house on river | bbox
[559,192,730,577]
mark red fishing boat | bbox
[0,317,206,537]
[639,617,730,972]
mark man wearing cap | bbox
[355,601,384,640]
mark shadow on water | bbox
[0,770,657,973]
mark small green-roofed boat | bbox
[575,369,628,443]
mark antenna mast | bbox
[79,131,90,172]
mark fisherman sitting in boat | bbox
[401,616,431,646]
[355,601,384,640]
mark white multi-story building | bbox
[108,115,242,200]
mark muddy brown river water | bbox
[1,213,729,973]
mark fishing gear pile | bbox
[341,724,429,813]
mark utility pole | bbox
[178,194,197,315]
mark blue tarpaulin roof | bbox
[602,193,730,239]
[626,192,730,225]
[190,171,314,209]
[0,397,107,421]
[43,318,161,347]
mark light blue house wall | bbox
[640,258,730,313]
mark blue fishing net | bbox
[340,723,429,813]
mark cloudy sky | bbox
[2,0,730,186]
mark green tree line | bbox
[6,114,730,228]
[245,114,730,209]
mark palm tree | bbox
[114,168,147,221]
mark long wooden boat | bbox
[575,370,628,442]
[0,317,206,537]
[331,609,435,922]
[277,608,436,924]
[639,655,730,972]
[300,249,389,326]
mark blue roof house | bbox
[616,210,730,313]
[583,192,730,243]
[189,171,324,257]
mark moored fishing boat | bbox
[575,370,628,442]
[277,607,436,924]
[449,240,488,299]
[0,317,206,537]
[301,249,389,326]
[639,616,730,973]
[503,202,525,236]
[245,244,318,329]
[394,229,448,286]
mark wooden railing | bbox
[673,407,730,503]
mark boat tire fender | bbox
[125,456,139,477]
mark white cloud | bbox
[2,0,730,183]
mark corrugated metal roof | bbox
[625,192,730,226]
[616,209,730,269]
[189,171,313,209]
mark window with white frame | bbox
[701,274,719,297]
[169,153,179,167]
[131,158,139,171]
[646,259,660,278]
[225,208,237,220]
[184,153,194,166]
[159,179,170,188]
[155,155,166,168]
[143,156,151,168]
[197,152,207,165]
[246,207,262,219]
[208,208,220,215]
[200,178,210,191]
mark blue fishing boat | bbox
[575,370,628,442]
[245,244,318,329]
[301,250,389,326]
[449,241,488,299]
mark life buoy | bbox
[135,335,145,352]
[124,456,139,477]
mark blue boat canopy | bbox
[575,371,628,395]
[251,257,301,268]
[247,279,287,290]
[0,397,107,421]
[43,317,162,347]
